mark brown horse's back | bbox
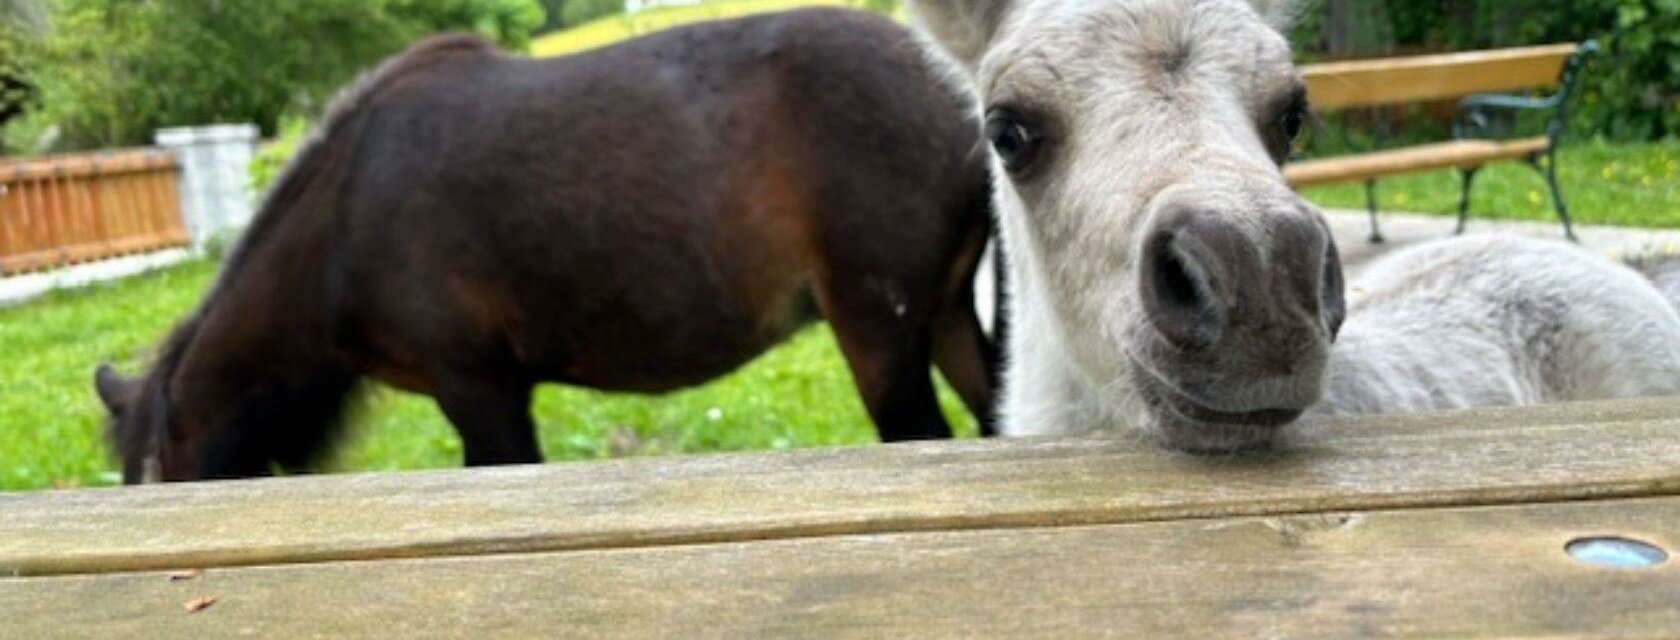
[331,9,989,392]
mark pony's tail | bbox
[1625,250,1680,312]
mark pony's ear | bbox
[906,0,1013,73]
[1246,0,1302,34]
[94,364,136,414]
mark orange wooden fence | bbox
[0,149,189,276]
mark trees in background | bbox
[559,0,624,27]
[1,0,46,151]
[5,0,1672,155]
[3,0,543,154]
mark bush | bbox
[248,115,311,196]
[4,0,543,153]
[559,0,624,27]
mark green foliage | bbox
[534,0,566,32]
[560,0,623,27]
[0,1,44,153]
[4,0,543,152]
[248,115,310,196]
[1291,0,1680,141]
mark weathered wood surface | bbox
[4,397,1680,578]
[1285,137,1549,186]
[1301,43,1577,109]
[3,496,1674,639]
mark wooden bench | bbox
[1285,42,1598,242]
[4,397,1678,637]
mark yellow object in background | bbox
[531,0,867,57]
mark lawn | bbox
[1300,138,1680,228]
[0,261,977,491]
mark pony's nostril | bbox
[1321,237,1347,338]
[1142,230,1223,348]
[1155,242,1202,310]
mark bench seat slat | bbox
[1284,137,1550,187]
[3,496,1675,639]
[3,397,1680,578]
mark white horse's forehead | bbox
[979,0,1292,101]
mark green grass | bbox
[1299,139,1680,227]
[0,261,975,491]
[530,0,860,57]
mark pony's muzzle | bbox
[1139,203,1344,356]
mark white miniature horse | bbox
[911,0,1342,451]
[1315,235,1680,416]
[910,0,1680,451]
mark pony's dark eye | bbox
[984,107,1043,173]
[1279,106,1304,142]
[1268,91,1311,163]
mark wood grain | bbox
[1301,43,1577,110]
[4,397,1680,578]
[1284,137,1549,186]
[2,496,1674,639]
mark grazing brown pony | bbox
[93,8,998,483]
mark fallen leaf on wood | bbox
[183,596,217,613]
[168,569,203,581]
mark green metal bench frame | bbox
[1449,40,1599,241]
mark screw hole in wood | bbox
[1565,536,1668,568]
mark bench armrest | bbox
[1455,40,1598,144]
[1453,94,1559,140]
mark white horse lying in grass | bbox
[1313,235,1680,417]
[908,0,1680,450]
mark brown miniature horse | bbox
[93,8,997,483]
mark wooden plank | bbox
[79,171,107,245]
[2,397,1679,578]
[2,496,1674,639]
[1284,137,1549,186]
[1301,43,1578,109]
[0,178,17,257]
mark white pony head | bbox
[911,0,1343,452]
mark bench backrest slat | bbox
[1302,43,1579,110]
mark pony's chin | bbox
[1148,417,1285,454]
